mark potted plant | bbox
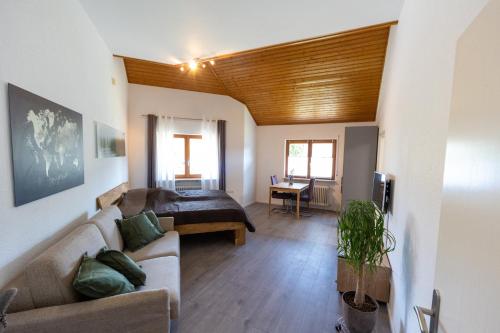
[337,200,395,333]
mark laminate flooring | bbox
[172,203,392,333]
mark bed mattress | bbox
[118,188,255,232]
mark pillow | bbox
[116,213,164,252]
[96,247,146,286]
[73,254,135,299]
[155,188,180,200]
[144,210,165,234]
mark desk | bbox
[268,182,309,219]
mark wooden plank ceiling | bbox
[122,22,396,125]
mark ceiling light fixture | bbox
[188,60,198,70]
[179,58,215,72]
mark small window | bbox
[285,139,336,180]
[173,134,202,178]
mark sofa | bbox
[2,206,180,333]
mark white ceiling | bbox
[79,0,403,64]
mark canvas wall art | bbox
[8,84,84,206]
[95,122,125,158]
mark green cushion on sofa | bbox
[73,254,135,299]
[96,247,146,286]
[144,210,166,234]
[116,213,164,252]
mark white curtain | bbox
[201,117,219,190]
[156,116,176,190]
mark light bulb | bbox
[209,60,215,66]
[202,63,206,68]
[180,66,185,72]
[188,60,198,70]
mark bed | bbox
[97,183,254,246]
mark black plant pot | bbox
[342,291,379,333]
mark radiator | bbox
[175,182,202,191]
[311,185,331,206]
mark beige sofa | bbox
[3,206,180,333]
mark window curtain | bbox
[201,118,219,190]
[217,120,226,191]
[147,114,157,188]
[156,116,176,190]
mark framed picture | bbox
[95,122,126,158]
[8,84,84,206]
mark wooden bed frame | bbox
[97,182,246,246]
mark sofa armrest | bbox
[6,289,170,333]
[159,217,175,231]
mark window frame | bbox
[174,134,202,179]
[285,139,337,180]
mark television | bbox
[372,172,391,213]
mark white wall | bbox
[434,1,500,331]
[0,0,128,288]
[127,84,256,206]
[255,122,376,211]
[243,111,257,207]
[376,0,488,331]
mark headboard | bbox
[96,182,129,209]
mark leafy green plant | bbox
[337,200,395,306]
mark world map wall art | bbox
[8,84,84,206]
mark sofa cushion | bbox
[116,213,164,252]
[25,224,107,308]
[73,254,135,299]
[96,247,146,286]
[137,256,180,319]
[3,274,35,313]
[88,206,124,251]
[124,231,180,261]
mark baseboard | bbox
[255,199,337,212]
[243,201,256,208]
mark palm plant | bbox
[337,200,395,306]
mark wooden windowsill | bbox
[282,177,337,183]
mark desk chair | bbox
[270,175,293,213]
[291,178,316,216]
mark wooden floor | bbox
[172,203,391,333]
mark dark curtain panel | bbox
[147,114,158,188]
[217,120,226,191]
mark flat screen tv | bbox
[372,172,391,213]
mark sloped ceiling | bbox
[123,22,395,125]
[80,0,402,125]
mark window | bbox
[285,139,336,179]
[173,134,203,178]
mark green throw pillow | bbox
[73,254,135,299]
[144,210,165,234]
[96,247,146,286]
[116,213,164,252]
